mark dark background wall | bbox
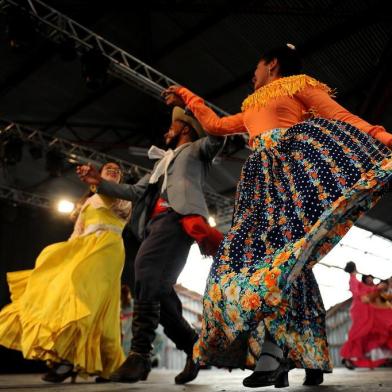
[0,200,138,373]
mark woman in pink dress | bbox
[341,262,392,369]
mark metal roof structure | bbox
[0,0,391,234]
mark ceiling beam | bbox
[358,38,392,123]
[0,43,56,99]
[0,184,51,209]
[207,11,386,102]
[42,80,121,134]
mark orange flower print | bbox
[293,237,306,253]
[381,158,392,170]
[338,177,347,186]
[224,283,241,303]
[296,341,306,354]
[272,251,291,267]
[319,242,333,255]
[221,272,235,286]
[264,136,273,149]
[209,283,222,302]
[265,268,281,288]
[226,305,241,325]
[217,264,231,274]
[245,251,254,260]
[295,199,303,208]
[275,324,287,341]
[193,341,202,358]
[240,290,261,311]
[249,268,268,286]
[248,336,262,358]
[244,237,253,245]
[335,223,350,237]
[213,308,224,323]
[264,286,282,307]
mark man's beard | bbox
[165,136,178,149]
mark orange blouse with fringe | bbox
[175,74,392,147]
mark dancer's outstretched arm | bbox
[77,164,150,202]
[164,86,246,136]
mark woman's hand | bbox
[76,164,102,186]
[162,85,186,108]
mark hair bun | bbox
[286,43,296,50]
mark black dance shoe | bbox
[342,359,355,370]
[303,369,324,386]
[175,355,200,384]
[242,353,289,388]
[95,376,111,383]
[109,351,151,383]
[41,363,77,383]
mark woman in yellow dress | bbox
[0,162,132,382]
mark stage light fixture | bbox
[80,50,110,90]
[5,8,36,50]
[208,216,217,228]
[45,149,65,177]
[0,135,23,165]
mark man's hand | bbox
[76,164,102,186]
[162,86,186,108]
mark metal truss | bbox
[0,0,228,116]
[0,184,51,209]
[0,119,235,223]
[0,119,151,176]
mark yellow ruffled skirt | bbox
[0,230,125,378]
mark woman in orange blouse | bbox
[164,44,392,388]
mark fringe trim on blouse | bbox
[241,74,334,112]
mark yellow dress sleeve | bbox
[175,87,246,136]
[297,86,392,147]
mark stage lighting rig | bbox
[45,148,65,177]
[0,135,23,165]
[4,7,36,50]
[80,50,110,90]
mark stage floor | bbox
[1,367,391,391]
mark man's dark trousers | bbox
[131,210,197,355]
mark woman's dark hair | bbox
[361,274,374,284]
[259,45,302,77]
[344,261,356,274]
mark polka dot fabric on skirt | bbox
[194,118,392,370]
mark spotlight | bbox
[57,199,75,214]
[80,50,110,90]
[208,216,217,227]
[45,149,65,177]
[0,135,23,165]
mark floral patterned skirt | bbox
[195,118,392,370]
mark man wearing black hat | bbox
[77,106,224,384]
